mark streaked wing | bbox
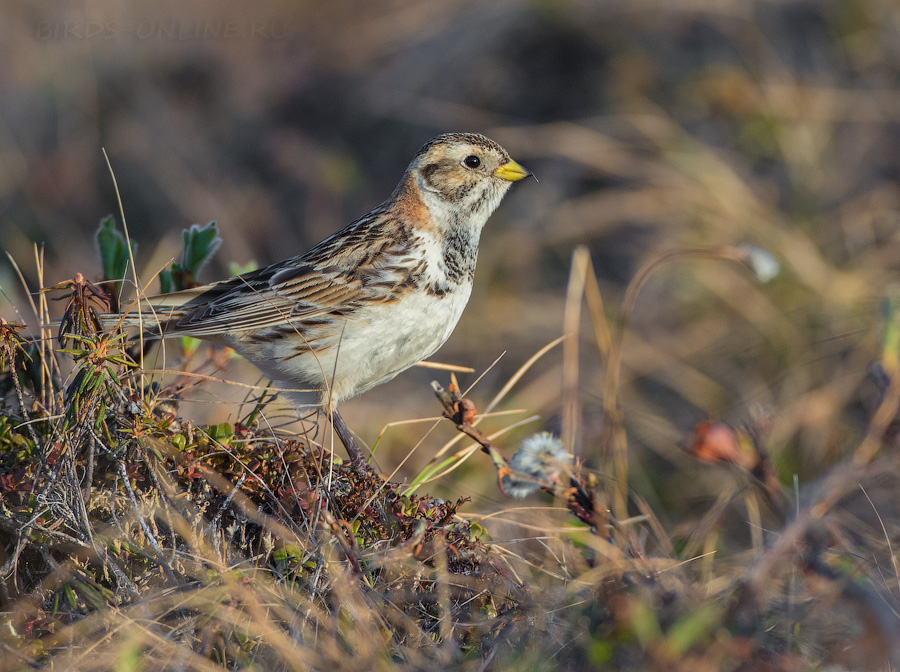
[144,261,352,337]
[148,213,419,337]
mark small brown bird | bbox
[107,133,531,465]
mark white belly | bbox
[237,283,473,405]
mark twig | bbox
[205,470,248,558]
[432,381,608,534]
[431,382,508,471]
[117,461,178,584]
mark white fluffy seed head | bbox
[503,432,571,498]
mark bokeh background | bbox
[2,0,900,523]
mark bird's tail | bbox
[80,285,210,338]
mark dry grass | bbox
[1,237,899,669]
[3,0,900,668]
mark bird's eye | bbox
[463,155,481,169]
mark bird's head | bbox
[406,132,531,227]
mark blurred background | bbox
[2,0,900,524]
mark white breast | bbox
[323,281,473,400]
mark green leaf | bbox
[179,336,202,354]
[229,260,258,277]
[158,269,173,295]
[95,215,136,286]
[115,636,143,672]
[629,598,662,647]
[404,453,468,495]
[882,287,900,372]
[160,223,223,292]
[665,603,722,655]
[206,422,234,445]
[64,583,78,608]
[589,640,613,664]
[181,221,222,278]
[468,522,492,543]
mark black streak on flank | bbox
[424,282,451,297]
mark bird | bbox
[105,133,531,467]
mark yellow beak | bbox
[492,158,532,182]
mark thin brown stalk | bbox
[602,245,761,521]
[562,245,589,455]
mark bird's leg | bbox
[329,408,367,473]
